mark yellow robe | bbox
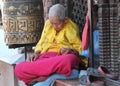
[35,18,82,53]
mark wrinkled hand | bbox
[60,48,71,55]
[60,48,79,56]
[26,50,41,62]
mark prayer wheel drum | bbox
[1,0,44,44]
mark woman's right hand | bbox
[26,50,41,62]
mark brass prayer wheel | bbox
[1,0,44,44]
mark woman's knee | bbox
[14,62,28,79]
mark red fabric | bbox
[82,13,89,50]
[14,52,81,84]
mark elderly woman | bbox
[14,4,86,84]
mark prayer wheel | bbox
[1,0,44,44]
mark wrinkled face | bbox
[49,16,65,32]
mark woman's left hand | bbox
[60,48,79,56]
[60,48,71,55]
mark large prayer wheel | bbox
[1,0,44,44]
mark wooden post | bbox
[88,0,94,67]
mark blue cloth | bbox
[81,30,99,58]
[33,69,79,86]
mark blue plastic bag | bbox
[81,30,99,58]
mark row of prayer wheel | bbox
[1,0,44,44]
[98,0,120,76]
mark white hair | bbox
[48,4,66,20]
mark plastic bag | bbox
[81,30,99,58]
